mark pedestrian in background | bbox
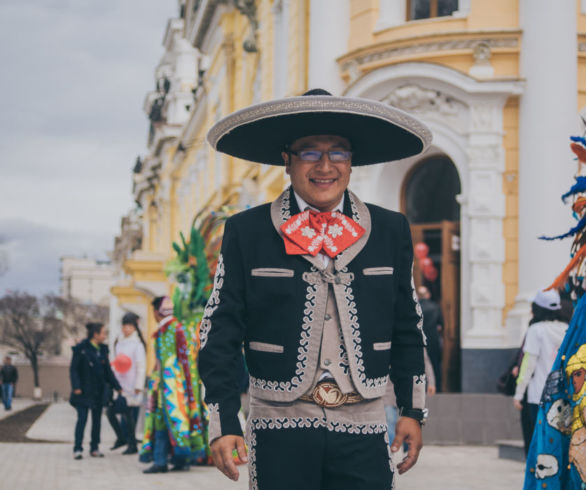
[1,356,18,410]
[384,348,436,453]
[69,322,122,460]
[513,289,568,455]
[417,286,443,391]
[107,312,147,455]
[140,296,208,474]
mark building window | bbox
[407,0,458,20]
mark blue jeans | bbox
[2,383,13,409]
[384,404,408,451]
[154,429,169,467]
[74,404,102,452]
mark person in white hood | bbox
[108,312,147,455]
[514,289,569,454]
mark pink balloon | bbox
[112,354,132,374]
[414,243,429,260]
[423,266,439,282]
[420,257,433,270]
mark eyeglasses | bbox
[289,150,352,163]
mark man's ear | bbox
[282,152,290,174]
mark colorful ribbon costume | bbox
[139,316,209,465]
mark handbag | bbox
[111,393,128,414]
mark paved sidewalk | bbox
[0,402,526,490]
[0,398,38,420]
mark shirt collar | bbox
[158,315,173,329]
[293,191,344,214]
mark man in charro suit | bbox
[198,89,432,489]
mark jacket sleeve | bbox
[389,214,426,414]
[103,346,122,391]
[198,218,246,442]
[134,342,147,391]
[70,348,82,391]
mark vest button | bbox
[324,359,332,366]
[325,314,332,321]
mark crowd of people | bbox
[68,296,208,474]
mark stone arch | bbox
[344,62,524,391]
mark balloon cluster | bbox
[414,242,438,282]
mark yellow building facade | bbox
[111,0,586,391]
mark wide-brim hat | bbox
[207,90,432,166]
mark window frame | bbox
[406,0,458,21]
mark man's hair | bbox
[86,322,104,340]
[121,312,139,327]
[152,296,165,311]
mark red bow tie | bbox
[280,210,365,258]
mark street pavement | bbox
[0,398,37,420]
[0,402,525,489]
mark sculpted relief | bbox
[383,84,468,133]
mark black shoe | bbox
[170,465,190,472]
[122,446,138,455]
[143,464,168,474]
[110,439,127,451]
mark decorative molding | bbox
[384,84,467,115]
[231,0,259,53]
[339,37,519,73]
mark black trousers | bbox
[520,400,539,456]
[248,425,393,490]
[74,404,102,452]
[106,405,138,448]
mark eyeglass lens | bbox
[295,150,351,162]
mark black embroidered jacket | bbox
[198,187,426,439]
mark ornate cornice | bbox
[338,32,520,74]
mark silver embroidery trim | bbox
[249,276,318,393]
[249,416,388,434]
[338,335,350,376]
[339,266,389,395]
[384,432,397,490]
[200,254,225,350]
[207,403,221,442]
[281,187,291,221]
[412,374,427,410]
[410,263,426,346]
[207,96,433,153]
[246,423,258,490]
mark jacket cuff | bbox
[208,402,243,443]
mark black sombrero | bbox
[207,89,432,166]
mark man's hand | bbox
[73,389,82,395]
[513,398,523,410]
[391,416,423,474]
[210,435,247,481]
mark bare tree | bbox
[51,296,109,343]
[0,292,65,388]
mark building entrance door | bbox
[402,156,461,392]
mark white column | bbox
[463,97,508,348]
[375,0,407,30]
[308,0,349,95]
[518,0,577,300]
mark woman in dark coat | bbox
[70,322,121,459]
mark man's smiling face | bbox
[282,134,352,212]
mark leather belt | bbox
[299,380,363,408]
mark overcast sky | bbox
[0,0,176,295]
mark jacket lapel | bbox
[270,187,326,271]
[270,187,371,271]
[334,190,371,271]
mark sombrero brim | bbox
[207,95,432,166]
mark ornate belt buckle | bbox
[312,381,348,408]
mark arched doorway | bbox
[402,155,461,392]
